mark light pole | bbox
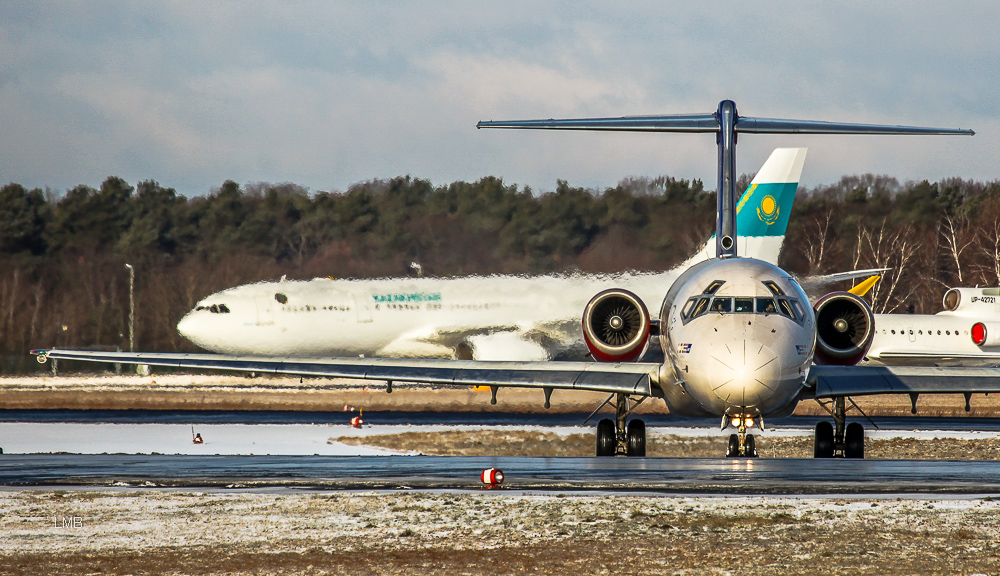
[124,264,134,352]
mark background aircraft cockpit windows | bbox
[202,304,230,314]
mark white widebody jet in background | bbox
[177,148,806,362]
[37,100,986,461]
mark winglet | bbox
[849,275,881,297]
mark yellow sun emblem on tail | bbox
[757,194,780,225]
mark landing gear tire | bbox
[745,433,757,458]
[596,418,616,457]
[814,421,834,458]
[845,422,865,459]
[626,419,646,457]
[727,434,739,458]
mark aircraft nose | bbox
[707,340,781,407]
[176,310,205,345]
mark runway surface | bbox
[6,409,1000,430]
[4,454,1000,494]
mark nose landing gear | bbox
[723,409,760,457]
[594,393,647,456]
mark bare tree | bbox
[802,208,835,274]
[940,212,975,284]
[852,220,922,313]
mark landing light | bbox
[731,417,741,427]
[744,418,754,429]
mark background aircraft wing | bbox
[805,365,1000,398]
[32,349,659,396]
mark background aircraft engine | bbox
[813,292,875,365]
[582,289,651,363]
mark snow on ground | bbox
[0,423,395,455]
[2,422,999,455]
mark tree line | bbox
[1,172,998,372]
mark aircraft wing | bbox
[32,349,659,396]
[797,268,889,296]
[804,365,1000,398]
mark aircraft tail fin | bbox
[683,147,806,267]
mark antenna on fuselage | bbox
[477,100,974,259]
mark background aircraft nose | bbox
[176,311,199,340]
[707,340,781,408]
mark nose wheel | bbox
[594,394,647,456]
[722,409,760,457]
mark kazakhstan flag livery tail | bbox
[682,147,806,268]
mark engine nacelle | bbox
[813,291,875,366]
[582,289,651,363]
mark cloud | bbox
[0,2,997,195]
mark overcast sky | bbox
[1,2,996,196]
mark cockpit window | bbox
[711,297,732,313]
[778,299,796,320]
[762,281,785,296]
[756,298,777,314]
[691,298,711,318]
[275,293,288,304]
[703,280,726,295]
[681,293,804,325]
[681,298,696,318]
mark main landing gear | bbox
[595,393,646,456]
[814,396,866,458]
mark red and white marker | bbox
[481,468,504,488]
[351,409,364,428]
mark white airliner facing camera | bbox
[176,147,807,362]
[37,100,988,461]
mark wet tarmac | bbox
[5,409,1000,431]
[3,453,1000,494]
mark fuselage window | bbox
[711,297,732,313]
[891,330,896,335]
[756,298,777,314]
[275,293,288,304]
[946,330,951,335]
[734,298,754,313]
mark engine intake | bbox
[813,291,875,366]
[582,289,651,363]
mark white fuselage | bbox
[866,290,1000,367]
[179,270,678,361]
[178,236,788,361]
[658,257,816,418]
